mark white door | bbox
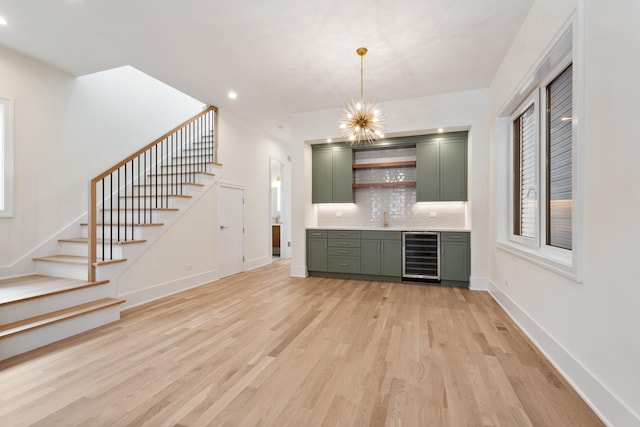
[218,185,244,278]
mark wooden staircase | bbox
[0,106,219,361]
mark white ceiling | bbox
[0,0,534,141]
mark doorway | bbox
[270,157,289,260]
[218,184,244,278]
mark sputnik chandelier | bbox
[339,47,385,145]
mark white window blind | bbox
[546,64,573,250]
[514,104,536,239]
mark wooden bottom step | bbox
[0,298,125,339]
[0,275,108,306]
[33,255,127,267]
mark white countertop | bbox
[307,226,470,232]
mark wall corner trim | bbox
[488,280,640,427]
[469,276,490,291]
[290,265,308,278]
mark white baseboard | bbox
[244,256,271,272]
[290,265,308,278]
[488,279,640,427]
[119,269,217,310]
[469,276,489,291]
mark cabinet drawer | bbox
[361,230,401,240]
[328,239,360,248]
[441,231,470,242]
[307,230,327,238]
[328,256,361,274]
[328,230,361,239]
[328,247,361,257]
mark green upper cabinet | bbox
[312,145,354,203]
[416,132,468,202]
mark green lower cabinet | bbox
[361,231,402,278]
[440,232,470,286]
[307,230,328,272]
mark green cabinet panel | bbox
[440,138,467,201]
[361,240,381,275]
[328,256,360,274]
[312,150,333,203]
[361,232,402,278]
[307,237,327,272]
[416,132,468,202]
[440,232,470,284]
[416,140,440,202]
[332,148,354,203]
[311,145,353,203]
[380,240,402,276]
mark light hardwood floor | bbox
[0,260,603,426]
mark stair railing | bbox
[88,106,217,281]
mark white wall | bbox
[488,0,640,425]
[290,89,490,283]
[0,45,205,275]
[217,111,292,269]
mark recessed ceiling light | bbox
[438,128,444,133]
[228,91,237,100]
[0,16,8,26]
[326,138,332,143]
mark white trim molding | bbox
[119,269,217,310]
[488,279,640,427]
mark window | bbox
[546,64,573,250]
[513,103,537,241]
[0,96,13,217]
[497,24,582,281]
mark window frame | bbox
[509,93,540,248]
[496,19,583,282]
[0,96,14,218]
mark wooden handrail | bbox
[88,105,218,281]
[91,106,217,184]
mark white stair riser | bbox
[132,184,204,196]
[0,306,121,361]
[34,260,88,280]
[60,241,125,259]
[0,283,113,324]
[97,210,160,224]
[158,164,214,174]
[147,174,212,185]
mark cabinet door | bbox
[440,138,467,201]
[307,238,328,272]
[312,149,333,203]
[441,241,470,282]
[332,147,354,203]
[416,140,440,202]
[380,240,402,277]
[361,239,381,275]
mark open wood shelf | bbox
[352,161,416,169]
[352,181,416,189]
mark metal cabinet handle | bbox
[338,263,349,267]
[338,250,349,254]
[338,233,349,237]
[312,232,322,236]
[339,242,349,246]
[449,235,461,239]
[381,242,384,253]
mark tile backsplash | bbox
[317,147,466,229]
[317,189,466,229]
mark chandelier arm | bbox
[360,54,364,105]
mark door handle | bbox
[220,225,229,229]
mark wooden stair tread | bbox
[148,171,215,177]
[58,238,147,245]
[80,222,164,227]
[0,275,109,306]
[0,298,125,339]
[119,194,192,199]
[33,255,127,266]
[100,207,180,212]
[134,182,204,187]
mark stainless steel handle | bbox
[312,232,322,236]
[338,233,349,237]
[339,242,349,246]
[338,263,349,267]
[220,225,229,229]
[381,242,384,253]
[338,250,349,254]
[449,235,461,239]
